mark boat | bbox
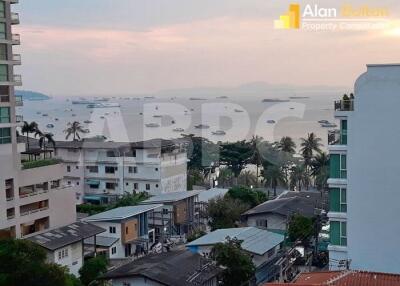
[105,112,110,115]
[216,96,228,99]
[153,115,162,118]
[100,116,105,119]
[318,120,330,124]
[94,97,109,102]
[87,103,120,108]
[267,120,276,124]
[262,99,290,103]
[212,130,226,135]
[72,114,76,117]
[234,109,244,113]
[190,97,206,101]
[42,113,48,117]
[289,96,309,99]
[145,123,160,128]
[84,120,93,124]
[46,124,54,128]
[36,112,41,115]
[54,118,59,121]
[194,124,210,129]
[173,128,185,132]
[72,100,95,104]
[321,123,337,128]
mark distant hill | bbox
[15,90,50,101]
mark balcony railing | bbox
[16,115,23,122]
[11,13,19,24]
[20,206,49,217]
[11,34,20,44]
[328,130,340,145]
[334,99,354,111]
[13,74,22,84]
[15,95,23,106]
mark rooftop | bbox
[83,204,163,222]
[197,188,229,203]
[266,270,400,286]
[27,222,105,251]
[186,227,284,256]
[101,250,221,286]
[84,236,119,247]
[141,191,201,204]
[243,191,326,218]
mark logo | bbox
[274,3,300,29]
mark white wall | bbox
[49,241,83,277]
[347,64,400,273]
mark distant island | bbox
[15,90,51,101]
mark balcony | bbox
[11,13,19,24]
[15,95,23,106]
[12,54,21,65]
[21,158,61,170]
[334,99,354,112]
[15,114,23,123]
[11,34,20,45]
[20,200,49,217]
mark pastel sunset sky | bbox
[14,0,400,96]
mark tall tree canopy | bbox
[220,140,252,179]
[227,186,267,208]
[207,196,249,230]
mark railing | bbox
[328,130,340,145]
[16,115,23,122]
[11,13,19,23]
[15,95,23,106]
[13,74,22,84]
[20,189,49,199]
[11,34,20,43]
[334,99,354,111]
[9,0,19,4]
[7,215,15,220]
[20,206,49,216]
[6,196,14,202]
[13,54,21,62]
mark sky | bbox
[13,0,400,96]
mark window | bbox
[76,181,80,186]
[329,188,347,213]
[109,226,116,234]
[146,184,150,191]
[111,247,117,255]
[67,181,71,185]
[0,107,10,123]
[256,219,267,228]
[341,120,348,144]
[0,44,7,61]
[106,182,116,190]
[0,2,4,18]
[126,182,129,186]
[125,226,129,234]
[105,166,117,174]
[155,168,158,171]
[128,166,137,173]
[330,221,347,246]
[0,64,7,81]
[0,127,11,144]
[106,150,116,157]
[0,23,6,40]
[155,184,159,188]
[58,248,69,260]
[133,183,138,190]
[329,154,347,179]
[67,166,71,172]
[163,208,168,215]
[75,166,79,170]
[89,183,99,189]
[87,166,99,173]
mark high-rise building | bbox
[328,64,400,273]
[0,0,76,239]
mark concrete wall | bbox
[48,241,83,277]
[246,213,286,231]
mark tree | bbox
[288,214,314,243]
[228,186,267,208]
[182,134,219,172]
[187,168,206,190]
[220,140,252,185]
[207,196,249,230]
[262,165,287,197]
[300,133,323,167]
[217,167,234,188]
[64,121,85,141]
[311,152,329,190]
[237,170,257,187]
[0,239,74,286]
[277,136,296,154]
[21,121,38,151]
[78,256,108,286]
[212,238,256,286]
[289,164,309,192]
[35,130,56,159]
[112,192,150,208]
[249,135,263,186]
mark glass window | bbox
[0,127,11,144]
[0,44,7,60]
[0,23,6,40]
[0,2,5,18]
[340,154,347,179]
[0,106,9,123]
[340,222,347,246]
[146,184,150,190]
[340,188,347,212]
[0,64,7,81]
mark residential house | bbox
[100,250,221,286]
[83,205,162,259]
[186,227,285,283]
[27,221,105,276]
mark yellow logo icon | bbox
[274,3,300,29]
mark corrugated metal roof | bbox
[141,191,201,204]
[84,236,119,247]
[187,227,284,255]
[83,204,163,222]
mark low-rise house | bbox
[82,205,162,259]
[27,221,105,276]
[266,270,400,286]
[140,191,200,241]
[100,250,222,286]
[242,191,327,232]
[186,227,285,284]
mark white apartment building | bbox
[328,64,400,273]
[0,0,76,239]
[53,139,187,203]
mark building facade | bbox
[0,0,76,239]
[53,139,187,203]
[328,64,400,273]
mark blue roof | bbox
[83,204,162,222]
[186,227,284,255]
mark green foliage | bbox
[187,169,206,190]
[288,214,314,242]
[182,134,219,171]
[76,204,108,215]
[227,186,267,208]
[262,165,287,197]
[311,152,330,190]
[220,140,252,178]
[207,196,249,230]
[79,256,108,286]
[0,239,72,286]
[22,158,62,170]
[277,136,297,154]
[212,238,256,286]
[187,229,207,242]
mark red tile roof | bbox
[265,270,400,286]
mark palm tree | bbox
[277,136,296,154]
[263,165,287,197]
[300,133,323,167]
[217,167,234,188]
[64,121,85,141]
[35,131,56,159]
[311,152,329,190]
[21,121,38,151]
[238,170,258,187]
[249,135,263,187]
[289,164,310,192]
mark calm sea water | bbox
[18,91,338,149]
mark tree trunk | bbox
[256,164,259,187]
[26,134,29,151]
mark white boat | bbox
[146,123,160,128]
[72,100,95,104]
[194,124,210,129]
[87,102,120,108]
[321,123,337,128]
[318,120,330,124]
[54,118,59,121]
[212,130,226,135]
[153,115,162,118]
[234,109,244,113]
[42,113,48,117]
[267,120,276,124]
[46,124,54,128]
[173,128,185,132]
[72,114,76,117]
[84,120,93,124]
[100,116,105,119]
